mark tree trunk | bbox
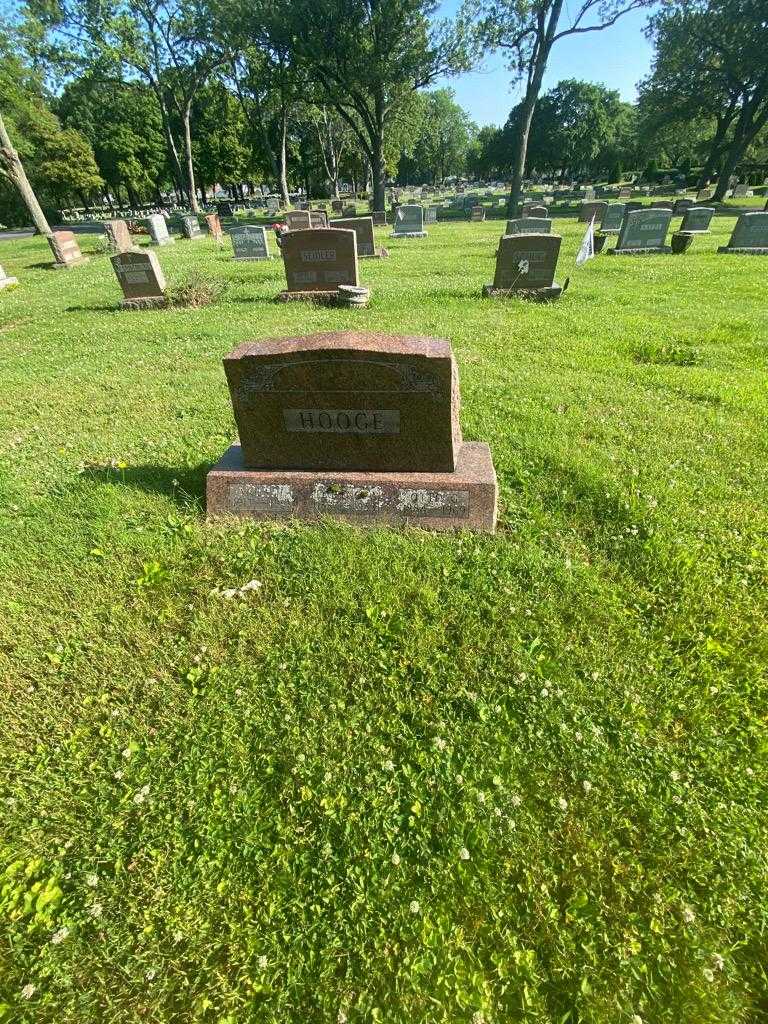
[371,124,386,211]
[0,110,53,235]
[507,90,538,217]
[200,181,208,206]
[181,103,199,213]
[151,83,186,200]
[278,108,290,207]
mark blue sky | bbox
[433,3,658,127]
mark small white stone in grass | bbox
[21,984,36,1000]
[459,847,470,861]
[391,853,401,866]
[682,907,695,924]
[51,926,70,944]
[409,900,420,914]
[558,797,568,811]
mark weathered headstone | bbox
[696,188,713,202]
[104,219,133,253]
[110,250,167,309]
[266,197,280,217]
[504,217,551,235]
[331,200,344,214]
[599,204,626,234]
[207,330,497,532]
[618,187,632,198]
[579,201,607,224]
[483,233,562,300]
[280,227,361,301]
[372,210,387,227]
[390,205,426,238]
[217,200,235,218]
[180,215,203,240]
[286,210,312,231]
[424,206,438,224]
[309,209,329,229]
[48,230,89,269]
[0,264,19,289]
[147,213,174,246]
[679,206,715,233]
[732,184,750,198]
[332,215,385,258]
[205,213,224,243]
[470,205,485,222]
[672,198,694,215]
[527,204,548,218]
[230,224,271,261]
[717,212,768,254]
[610,209,673,254]
[649,201,674,211]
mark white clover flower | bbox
[133,784,150,805]
[85,873,98,888]
[88,902,103,919]
[558,797,568,811]
[391,852,401,866]
[575,731,583,742]
[472,1012,485,1024]
[455,773,464,785]
[338,1012,348,1024]
[682,907,695,924]
[477,791,486,804]
[383,759,395,772]
[409,900,421,914]
[145,968,156,981]
[433,737,447,752]
[670,770,680,782]
[511,794,522,807]
[492,775,502,787]
[173,930,184,943]
[21,984,36,1000]
[712,953,724,970]
[494,807,502,817]
[459,847,470,861]
[703,967,715,982]
[257,955,268,970]
[631,1016,643,1024]
[114,770,123,780]
[582,780,592,795]
[540,687,549,698]
[121,747,133,759]
[51,926,70,944]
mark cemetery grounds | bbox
[0,208,766,1023]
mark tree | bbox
[409,88,476,183]
[466,0,654,214]
[283,0,474,210]
[640,0,768,200]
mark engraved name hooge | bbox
[283,409,400,434]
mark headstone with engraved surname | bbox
[280,227,359,298]
[424,206,438,224]
[0,264,19,289]
[309,209,329,228]
[147,213,174,246]
[391,204,426,238]
[230,224,271,261]
[504,217,551,235]
[717,212,768,254]
[205,213,224,243]
[679,207,715,233]
[286,210,312,231]
[611,209,672,253]
[600,204,626,234]
[104,219,133,253]
[470,205,485,222]
[579,201,607,224]
[207,330,497,532]
[332,216,385,258]
[484,233,562,300]
[48,230,89,269]
[111,249,167,309]
[372,210,387,226]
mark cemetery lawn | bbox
[1,215,767,1024]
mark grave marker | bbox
[679,207,715,233]
[286,210,312,231]
[266,197,280,217]
[483,233,562,300]
[217,200,235,218]
[207,330,497,532]
[610,209,672,254]
[147,213,174,246]
[372,210,387,226]
[0,264,19,289]
[717,212,768,254]
[527,204,548,218]
[230,224,271,261]
[309,209,329,229]
[599,204,626,234]
[504,217,551,235]
[180,215,203,240]
[673,198,694,216]
[48,230,89,269]
[579,201,607,224]
[390,205,426,238]
[280,227,365,303]
[332,215,386,258]
[205,213,224,243]
[470,205,485,222]
[110,249,168,309]
[104,219,133,253]
[424,206,438,224]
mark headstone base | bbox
[233,255,273,262]
[716,246,768,255]
[52,256,90,270]
[389,231,427,238]
[207,441,497,534]
[359,247,389,258]
[482,283,562,302]
[277,287,370,307]
[120,296,170,310]
[608,246,672,255]
[0,276,19,289]
[151,237,175,247]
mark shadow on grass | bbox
[84,461,209,511]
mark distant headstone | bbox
[696,188,713,202]
[483,233,562,300]
[180,215,202,240]
[717,212,768,254]
[672,198,694,215]
[579,201,607,224]
[391,205,426,238]
[333,215,385,258]
[372,210,387,226]
[207,330,497,532]
[104,219,133,253]
[147,214,174,246]
[679,207,715,233]
[732,184,750,198]
[342,205,356,217]
[504,217,551,235]
[205,213,224,243]
[618,187,632,198]
[527,205,548,218]
[286,210,312,231]
[217,200,235,218]
[424,206,438,224]
[611,209,673,254]
[331,200,344,214]
[649,201,674,211]
[266,197,280,217]
[309,210,329,229]
[229,224,271,261]
[470,205,485,222]
[625,201,644,214]
[0,264,19,289]
[599,204,626,234]
[110,250,167,309]
[48,230,89,269]
[280,227,360,299]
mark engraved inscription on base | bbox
[396,488,469,517]
[229,482,294,513]
[312,483,385,514]
[283,409,400,434]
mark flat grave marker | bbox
[0,264,19,289]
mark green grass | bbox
[1,216,767,1024]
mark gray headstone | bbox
[424,207,438,224]
[679,207,715,233]
[391,205,426,237]
[111,249,166,307]
[266,197,280,217]
[492,234,561,291]
[0,263,19,289]
[230,224,270,261]
[720,212,768,252]
[505,217,551,235]
[615,209,673,252]
[147,214,174,246]
[600,204,626,233]
[331,216,377,256]
[281,227,359,292]
[286,210,312,231]
[181,215,202,239]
